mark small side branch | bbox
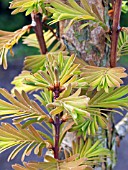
[32,13,47,54]
[110,0,122,68]
[43,23,59,40]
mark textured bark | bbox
[59,0,108,66]
[59,1,117,170]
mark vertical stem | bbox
[33,14,47,54]
[32,13,61,159]
[31,12,61,158]
[53,89,61,159]
[54,114,60,159]
[110,0,122,68]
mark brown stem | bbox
[110,0,122,68]
[54,114,61,159]
[43,23,59,40]
[53,88,61,159]
[32,13,47,54]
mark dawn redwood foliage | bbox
[0,0,128,170]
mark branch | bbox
[31,13,47,54]
[43,23,59,41]
[53,88,61,160]
[115,113,128,139]
[110,0,122,67]
[51,84,64,159]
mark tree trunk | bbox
[60,0,109,66]
[59,0,116,169]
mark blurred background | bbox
[0,0,128,169]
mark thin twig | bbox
[43,23,59,40]
[110,0,122,67]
